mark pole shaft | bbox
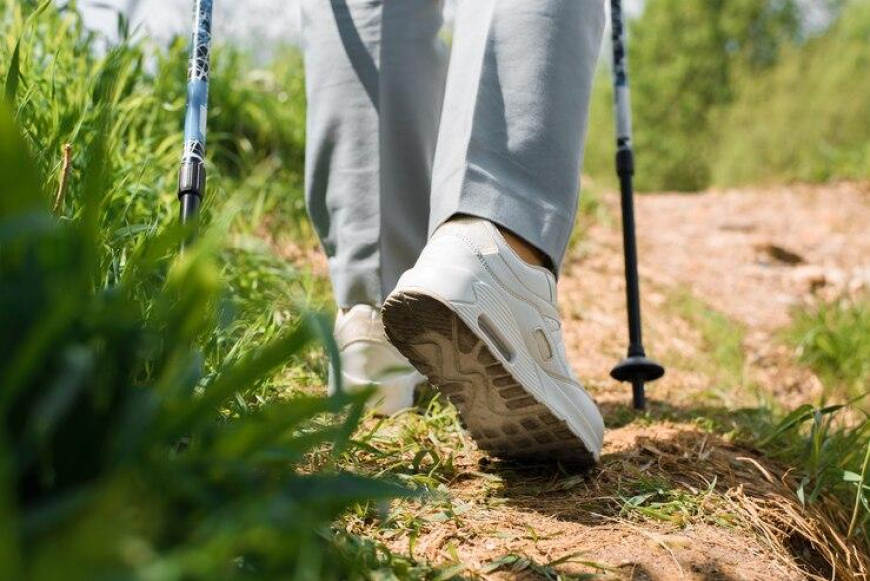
[610,0,645,357]
[618,171,644,353]
[178,0,214,228]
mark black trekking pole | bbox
[177,0,214,241]
[608,0,664,411]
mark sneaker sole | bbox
[383,291,596,466]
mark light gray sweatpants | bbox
[301,0,605,308]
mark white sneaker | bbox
[329,305,425,416]
[382,218,604,464]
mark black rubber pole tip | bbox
[610,356,665,383]
[611,356,665,411]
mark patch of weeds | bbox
[339,397,477,555]
[0,98,412,579]
[482,552,615,580]
[787,295,870,401]
[341,489,474,578]
[774,297,870,547]
[759,401,870,544]
[333,532,465,580]
[600,402,647,429]
[349,396,470,485]
[618,476,729,528]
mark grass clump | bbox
[759,402,870,545]
[772,295,870,543]
[619,477,726,528]
[0,3,448,579]
[482,552,614,579]
[0,99,408,579]
[788,296,870,398]
[2,0,320,394]
[745,295,870,548]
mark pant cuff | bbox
[430,162,575,273]
[328,260,384,309]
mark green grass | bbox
[618,476,728,528]
[776,296,870,540]
[0,96,411,579]
[481,552,614,580]
[0,3,456,579]
[788,296,870,399]
[760,402,870,541]
[660,290,870,546]
[4,0,318,392]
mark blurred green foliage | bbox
[0,2,426,579]
[630,0,799,191]
[584,0,868,192]
[715,0,870,185]
[4,0,318,386]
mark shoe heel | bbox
[383,291,597,467]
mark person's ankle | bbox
[495,226,549,269]
[445,216,550,269]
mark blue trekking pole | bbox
[177,0,214,234]
[608,0,664,411]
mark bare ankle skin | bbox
[495,226,549,268]
[445,215,550,269]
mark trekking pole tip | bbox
[610,354,665,411]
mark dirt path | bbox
[280,183,870,580]
[564,181,870,406]
[491,181,870,579]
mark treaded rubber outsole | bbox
[382,291,595,466]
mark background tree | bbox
[628,0,800,191]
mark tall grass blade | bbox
[4,40,20,104]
